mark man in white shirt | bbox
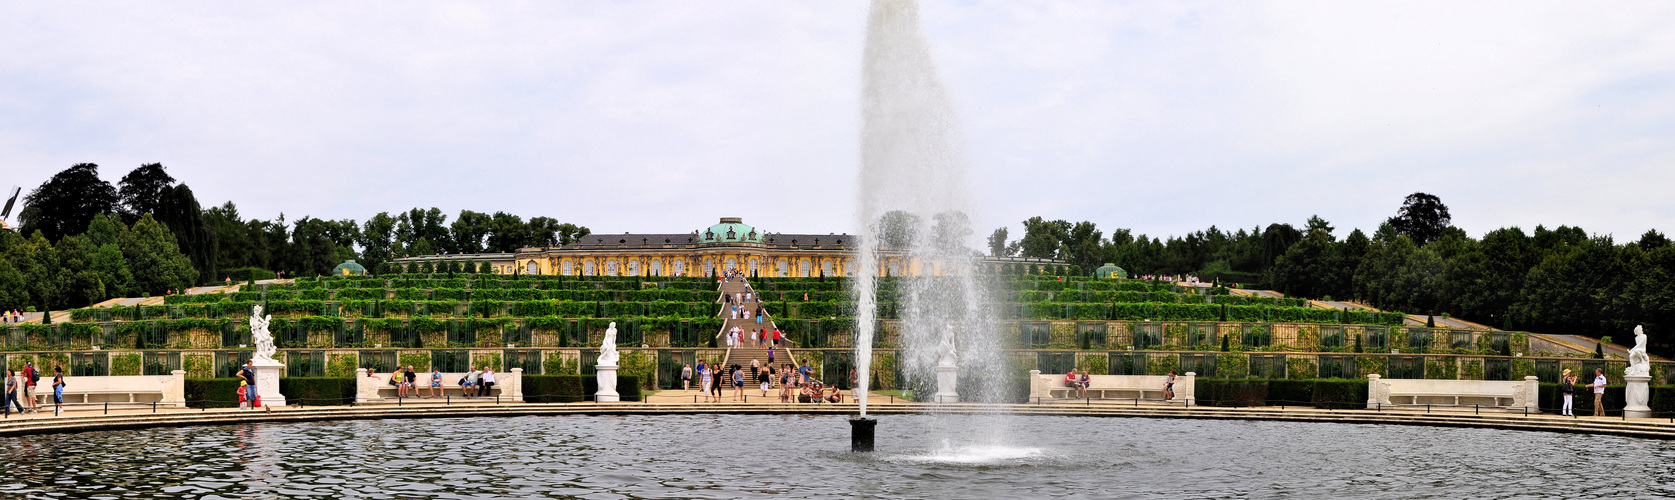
[1586,368,1607,417]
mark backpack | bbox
[28,367,38,383]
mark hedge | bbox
[185,378,242,408]
[279,377,357,406]
[1194,378,1367,409]
[519,375,641,402]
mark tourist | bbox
[732,364,745,401]
[1079,371,1091,399]
[811,382,824,403]
[780,366,792,403]
[405,365,418,398]
[799,363,813,385]
[767,348,775,365]
[1065,369,1080,397]
[751,329,759,346]
[758,364,771,397]
[429,367,442,398]
[391,367,406,398]
[681,363,693,391]
[755,306,764,325]
[1560,369,1577,416]
[828,385,843,404]
[3,370,21,417]
[241,360,258,409]
[750,358,761,381]
[238,380,250,410]
[51,366,64,416]
[479,367,496,397]
[1164,371,1177,401]
[1587,368,1606,417]
[23,361,38,413]
[731,305,738,320]
[710,363,724,402]
[699,363,712,402]
[464,367,481,398]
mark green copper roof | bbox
[333,260,368,275]
[1095,263,1126,279]
[702,217,761,243]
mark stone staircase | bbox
[715,279,798,386]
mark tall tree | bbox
[555,223,590,246]
[18,163,119,241]
[986,227,1012,257]
[875,211,923,249]
[121,214,198,294]
[1387,192,1452,245]
[155,184,216,285]
[358,212,397,273]
[1019,217,1070,259]
[117,163,176,224]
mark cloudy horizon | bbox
[4,1,1674,244]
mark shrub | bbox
[279,377,356,406]
[185,378,242,408]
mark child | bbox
[238,380,250,410]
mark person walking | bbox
[51,366,64,416]
[1587,368,1607,417]
[1560,369,1577,416]
[3,370,22,417]
[699,362,712,402]
[755,306,764,325]
[758,365,772,397]
[710,363,724,402]
[732,365,745,402]
[681,363,693,391]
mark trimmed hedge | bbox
[523,374,641,402]
[1195,378,1367,409]
[185,378,242,408]
[279,377,357,406]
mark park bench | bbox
[1029,371,1196,405]
[357,370,522,403]
[1366,374,1539,413]
[28,371,187,408]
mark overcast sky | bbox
[4,2,1674,244]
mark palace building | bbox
[394,217,1069,278]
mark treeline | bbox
[997,193,1675,353]
[2,162,589,312]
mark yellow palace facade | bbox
[396,218,1067,277]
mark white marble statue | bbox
[250,304,276,362]
[937,329,958,368]
[598,321,620,366]
[1626,325,1650,377]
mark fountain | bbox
[851,0,1005,451]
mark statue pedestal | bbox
[253,359,287,407]
[1624,375,1651,418]
[595,364,620,402]
[933,364,959,403]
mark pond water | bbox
[6,414,1675,499]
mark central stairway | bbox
[716,278,797,386]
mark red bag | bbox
[253,395,261,407]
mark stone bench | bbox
[1367,374,1539,413]
[1029,371,1196,405]
[357,369,522,403]
[28,371,186,408]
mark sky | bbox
[4,1,1675,245]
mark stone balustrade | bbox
[1366,374,1539,413]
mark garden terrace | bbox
[0,274,1572,394]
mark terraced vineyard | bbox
[8,273,1611,391]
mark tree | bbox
[875,211,923,249]
[121,214,199,294]
[117,163,175,224]
[358,212,397,273]
[929,211,973,255]
[155,184,216,285]
[18,163,119,241]
[555,223,590,246]
[1305,215,1335,238]
[1061,221,1104,274]
[451,210,493,254]
[486,211,530,253]
[1387,192,1451,246]
[1019,217,1070,259]
[987,227,1011,257]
